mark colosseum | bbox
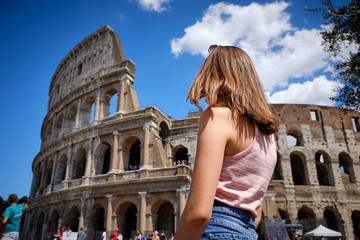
[23,25,360,240]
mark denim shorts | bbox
[201,201,258,239]
[1,232,19,240]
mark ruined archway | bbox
[67,105,77,131]
[278,209,291,224]
[43,159,53,188]
[33,164,42,195]
[352,210,360,238]
[55,154,67,184]
[287,129,302,146]
[72,148,86,179]
[290,151,308,185]
[272,153,283,180]
[339,152,356,184]
[173,146,189,165]
[87,204,105,237]
[35,212,45,240]
[82,96,95,124]
[129,140,141,170]
[323,208,344,235]
[104,88,118,117]
[48,210,60,233]
[66,206,80,231]
[297,207,316,232]
[315,151,334,186]
[124,204,137,239]
[54,114,63,137]
[156,202,175,236]
[159,121,170,146]
[95,142,111,175]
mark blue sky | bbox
[0,0,349,199]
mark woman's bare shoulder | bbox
[202,106,233,120]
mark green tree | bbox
[309,0,360,111]
[0,196,6,217]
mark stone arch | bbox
[173,145,189,165]
[54,113,63,138]
[72,148,87,179]
[338,152,356,184]
[298,206,316,232]
[48,209,60,233]
[323,207,344,235]
[55,154,67,184]
[122,137,141,171]
[272,152,283,180]
[66,205,80,231]
[94,142,111,175]
[286,128,303,146]
[116,201,138,239]
[278,209,290,224]
[43,159,53,188]
[290,151,308,185]
[81,96,96,125]
[28,212,36,233]
[46,120,53,141]
[315,151,334,186]
[87,204,105,235]
[33,164,42,194]
[352,210,360,238]
[104,88,118,117]
[153,201,175,236]
[159,121,170,146]
[35,212,45,240]
[67,105,77,131]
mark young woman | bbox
[175,45,279,239]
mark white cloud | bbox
[170,2,330,91]
[136,0,172,13]
[266,75,342,106]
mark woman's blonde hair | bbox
[187,46,278,135]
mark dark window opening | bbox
[156,202,175,236]
[102,147,111,174]
[124,205,137,239]
[174,148,189,166]
[77,63,83,75]
[291,153,307,185]
[128,141,140,170]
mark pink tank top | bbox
[214,126,277,218]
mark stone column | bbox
[79,198,87,230]
[176,187,187,216]
[118,79,130,112]
[64,145,73,188]
[111,131,119,171]
[94,88,101,122]
[39,162,46,190]
[75,98,82,129]
[106,195,114,231]
[142,122,153,169]
[263,191,277,219]
[281,157,294,186]
[138,192,147,232]
[83,139,93,185]
[331,158,345,188]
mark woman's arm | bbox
[175,107,232,240]
[255,202,263,227]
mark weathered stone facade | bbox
[23,26,360,240]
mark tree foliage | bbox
[309,0,360,112]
